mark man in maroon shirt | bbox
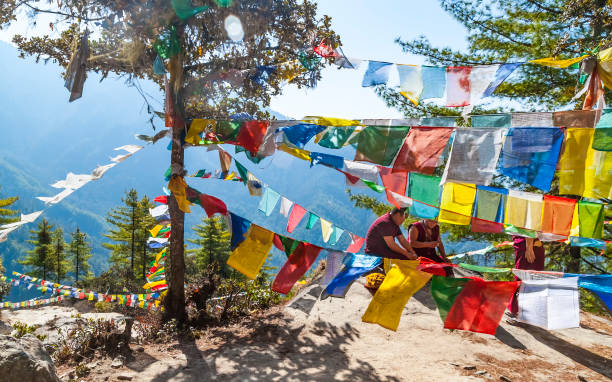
[365,208,417,260]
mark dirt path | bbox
[4,277,611,381]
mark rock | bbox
[463,365,477,370]
[475,370,488,376]
[136,346,145,352]
[577,377,588,382]
[117,375,133,381]
[0,334,60,382]
[500,376,512,382]
[110,359,123,369]
[0,321,12,335]
[449,362,460,367]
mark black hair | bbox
[390,207,407,216]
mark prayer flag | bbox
[218,149,233,173]
[215,120,241,142]
[558,128,612,199]
[168,176,191,213]
[499,127,564,191]
[540,195,576,236]
[273,234,300,257]
[247,173,263,196]
[343,160,380,188]
[272,243,322,294]
[471,114,511,128]
[321,251,348,286]
[578,201,604,239]
[362,260,432,331]
[186,119,214,144]
[320,219,333,243]
[227,224,274,280]
[421,66,446,99]
[306,213,320,230]
[235,121,269,155]
[392,127,454,174]
[199,193,228,217]
[258,187,281,216]
[310,152,344,169]
[565,274,612,312]
[287,204,307,233]
[471,186,506,233]
[354,126,410,166]
[552,110,597,127]
[441,128,507,186]
[346,234,365,253]
[229,213,251,250]
[397,65,423,105]
[482,63,522,98]
[529,55,589,68]
[463,65,501,114]
[504,190,543,232]
[329,226,344,246]
[431,275,519,335]
[593,108,612,151]
[235,160,249,185]
[282,123,326,149]
[318,126,357,149]
[362,61,393,87]
[279,197,293,218]
[438,182,477,225]
[408,173,441,219]
[445,66,471,107]
[171,0,208,20]
[326,255,382,297]
[278,143,311,161]
[517,277,580,330]
[378,166,408,209]
[301,116,361,127]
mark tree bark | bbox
[566,246,581,273]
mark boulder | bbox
[0,334,59,382]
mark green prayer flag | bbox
[504,224,537,238]
[153,26,181,59]
[593,108,612,151]
[279,236,300,257]
[194,169,207,178]
[235,146,263,164]
[578,201,604,239]
[471,114,511,128]
[362,179,385,193]
[216,121,241,141]
[420,117,457,127]
[164,166,172,181]
[171,0,209,20]
[459,263,511,273]
[306,213,319,230]
[475,189,503,221]
[318,126,356,149]
[408,173,441,219]
[298,50,321,71]
[353,126,410,166]
[235,160,249,185]
[430,276,470,322]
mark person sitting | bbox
[507,236,545,319]
[364,207,417,260]
[408,218,449,263]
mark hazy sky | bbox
[0,1,468,119]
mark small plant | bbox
[75,363,90,377]
[12,321,47,341]
[94,301,113,313]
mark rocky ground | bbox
[1,277,611,382]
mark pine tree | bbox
[137,196,157,281]
[103,189,142,277]
[50,228,69,283]
[19,219,54,280]
[187,216,232,278]
[0,185,18,226]
[1,0,338,322]
[68,227,92,285]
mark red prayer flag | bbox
[272,243,322,294]
[444,278,519,335]
[199,194,228,217]
[154,196,168,204]
[272,234,284,251]
[287,204,307,233]
[346,233,365,253]
[446,66,472,107]
[313,39,339,58]
[470,217,504,233]
[392,127,454,174]
[418,257,457,276]
[378,166,408,208]
[541,195,576,236]
[234,121,270,155]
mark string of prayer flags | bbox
[287,204,307,233]
[499,127,564,191]
[441,128,507,186]
[258,187,281,216]
[504,190,543,232]
[540,196,576,237]
[430,275,519,335]
[51,173,92,190]
[578,201,605,239]
[408,173,441,219]
[391,127,454,174]
[593,108,612,151]
[226,224,274,279]
[362,260,432,331]
[471,186,506,233]
[362,61,393,87]
[438,183,477,225]
[37,188,74,205]
[272,243,323,294]
[354,126,410,166]
[517,277,580,330]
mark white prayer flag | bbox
[517,277,580,330]
[279,197,294,217]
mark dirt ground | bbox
[3,277,611,382]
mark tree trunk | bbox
[566,246,581,273]
[76,247,79,285]
[164,51,187,323]
[131,207,136,277]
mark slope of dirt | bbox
[2,277,611,381]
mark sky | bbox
[0,1,468,119]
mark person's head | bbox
[422,218,438,229]
[390,207,408,225]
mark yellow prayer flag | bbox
[320,218,333,243]
[226,224,274,280]
[155,248,167,263]
[150,225,163,238]
[185,119,215,144]
[504,191,543,231]
[438,182,476,225]
[88,292,94,301]
[168,176,192,213]
[139,300,145,308]
[597,47,612,90]
[362,260,432,331]
[301,116,363,127]
[529,54,590,68]
[278,143,311,161]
